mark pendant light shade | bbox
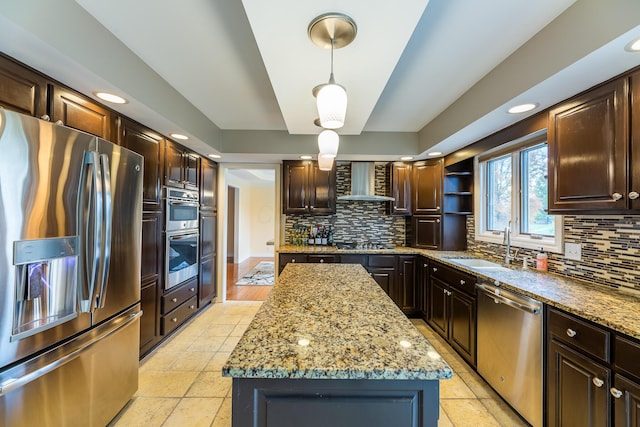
[317,78,347,129]
[317,155,334,171]
[318,129,339,158]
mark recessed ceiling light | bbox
[625,37,640,52]
[208,154,221,159]
[400,156,414,161]
[427,151,442,157]
[300,155,313,160]
[170,133,188,140]
[95,92,127,104]
[508,103,537,114]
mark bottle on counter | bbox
[308,227,314,246]
[321,226,328,246]
[328,226,334,246]
[536,248,548,271]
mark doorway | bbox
[227,186,238,263]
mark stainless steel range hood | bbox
[337,162,395,202]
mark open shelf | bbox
[443,158,473,215]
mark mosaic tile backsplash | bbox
[467,215,640,291]
[284,162,406,246]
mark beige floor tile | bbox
[110,397,179,427]
[188,335,227,352]
[457,371,499,399]
[230,323,249,336]
[186,371,233,398]
[219,335,242,352]
[441,399,501,427]
[136,371,199,397]
[170,351,215,372]
[210,398,232,427]
[202,323,236,337]
[438,404,454,427]
[481,398,529,427]
[209,314,246,325]
[439,351,472,373]
[204,352,232,372]
[139,351,181,373]
[162,397,224,427]
[159,333,197,353]
[440,374,476,399]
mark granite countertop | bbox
[222,263,453,381]
[278,245,640,340]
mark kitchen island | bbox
[222,263,452,427]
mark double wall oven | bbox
[165,188,199,290]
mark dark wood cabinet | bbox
[307,254,338,264]
[631,71,640,212]
[278,253,308,274]
[118,118,164,208]
[139,212,162,356]
[199,213,216,307]
[161,278,198,335]
[282,160,336,214]
[548,78,629,213]
[389,162,412,215]
[612,374,640,427]
[412,159,442,214]
[397,255,418,316]
[50,85,116,141]
[366,255,397,298]
[411,215,441,249]
[139,280,160,356]
[0,54,48,117]
[418,257,429,319]
[427,261,476,366]
[164,139,199,190]
[200,158,218,212]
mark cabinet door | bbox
[613,374,640,427]
[390,162,412,215]
[0,54,48,117]
[119,118,164,207]
[397,255,417,315]
[141,212,162,285]
[184,152,199,190]
[368,268,395,296]
[427,276,449,338]
[419,258,429,318]
[283,161,309,214]
[412,215,442,249]
[139,280,160,355]
[413,159,442,214]
[201,158,218,211]
[278,253,308,274]
[548,78,628,212]
[631,72,640,211]
[307,255,338,264]
[164,140,184,188]
[50,86,116,140]
[547,339,610,427]
[200,214,216,259]
[449,289,476,366]
[199,255,216,307]
[309,162,336,214]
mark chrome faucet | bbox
[503,221,518,264]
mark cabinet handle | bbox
[436,219,440,223]
[310,206,314,209]
[610,387,623,399]
[433,267,438,272]
[592,377,604,388]
[171,317,178,323]
[629,191,639,200]
[566,328,577,338]
[320,259,324,263]
[423,263,428,268]
[190,288,195,292]
[305,205,309,209]
[436,206,440,210]
[460,280,465,285]
[612,192,623,201]
[172,298,178,303]
[189,305,195,309]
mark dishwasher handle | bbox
[476,284,541,315]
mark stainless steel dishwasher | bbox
[476,280,543,427]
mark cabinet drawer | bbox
[278,253,308,274]
[430,262,476,296]
[307,255,338,263]
[162,281,197,314]
[340,254,367,266]
[161,296,198,335]
[615,335,640,380]
[548,308,610,362]
[368,255,396,268]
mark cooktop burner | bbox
[335,242,394,250]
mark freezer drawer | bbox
[0,306,141,427]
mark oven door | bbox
[165,232,199,289]
[166,200,199,232]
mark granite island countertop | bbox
[222,263,453,381]
[277,245,640,340]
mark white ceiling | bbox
[1,0,640,162]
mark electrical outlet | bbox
[565,242,582,261]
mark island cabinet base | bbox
[231,378,440,427]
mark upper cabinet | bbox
[200,157,218,212]
[0,54,48,117]
[548,78,630,213]
[164,139,199,190]
[50,86,117,141]
[118,118,164,208]
[389,162,412,216]
[282,160,336,215]
[412,159,443,214]
[631,71,640,211]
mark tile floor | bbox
[110,301,528,427]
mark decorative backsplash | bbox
[284,162,406,246]
[467,215,640,291]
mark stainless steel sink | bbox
[449,258,511,271]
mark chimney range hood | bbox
[337,162,395,202]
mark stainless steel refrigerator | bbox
[0,109,143,426]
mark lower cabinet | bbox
[161,279,198,336]
[418,257,429,318]
[367,255,397,300]
[613,374,640,427]
[278,253,308,274]
[397,256,418,316]
[139,279,160,356]
[307,254,338,264]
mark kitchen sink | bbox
[449,258,511,271]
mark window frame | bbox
[474,129,563,254]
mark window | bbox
[475,130,563,253]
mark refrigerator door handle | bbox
[95,153,112,309]
[0,310,142,397]
[77,151,102,313]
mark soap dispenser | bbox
[536,248,548,271]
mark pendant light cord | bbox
[329,38,335,84]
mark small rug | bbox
[235,261,274,286]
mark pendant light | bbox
[318,129,339,158]
[317,155,334,171]
[309,13,357,130]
